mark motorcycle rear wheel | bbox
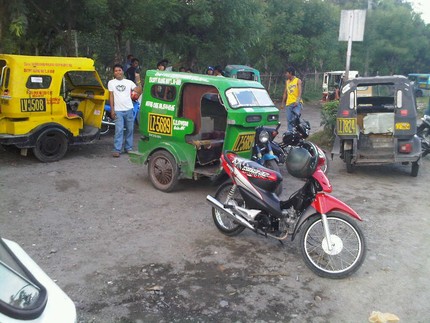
[100,111,112,135]
[299,212,366,279]
[212,182,246,236]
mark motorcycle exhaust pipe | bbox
[102,121,115,127]
[206,195,255,231]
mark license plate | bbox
[337,118,357,135]
[148,113,173,136]
[232,133,255,152]
[20,98,47,112]
[395,122,410,130]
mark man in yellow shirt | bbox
[281,66,303,131]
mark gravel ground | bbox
[1,101,429,322]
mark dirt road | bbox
[1,102,429,322]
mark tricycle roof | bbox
[224,65,259,73]
[345,75,410,87]
[146,70,263,90]
[0,54,96,71]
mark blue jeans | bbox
[113,109,134,152]
[286,103,302,131]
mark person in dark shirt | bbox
[125,58,140,83]
[123,54,133,72]
[157,59,168,71]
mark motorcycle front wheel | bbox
[212,182,246,236]
[299,212,366,279]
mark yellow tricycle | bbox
[0,54,108,162]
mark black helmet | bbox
[282,131,300,146]
[297,120,310,138]
[286,143,318,178]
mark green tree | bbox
[2,0,430,82]
[139,0,266,71]
[0,0,28,52]
[356,0,430,75]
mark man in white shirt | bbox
[108,64,141,157]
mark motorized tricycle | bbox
[224,65,261,83]
[332,75,421,176]
[129,70,279,192]
[0,54,108,162]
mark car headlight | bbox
[259,130,270,143]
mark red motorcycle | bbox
[206,142,366,278]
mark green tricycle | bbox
[129,70,279,192]
[224,65,261,83]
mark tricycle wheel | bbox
[345,149,354,173]
[148,150,179,192]
[411,161,419,177]
[32,129,68,162]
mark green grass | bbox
[309,128,335,150]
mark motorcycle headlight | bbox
[259,130,270,143]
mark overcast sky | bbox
[409,0,430,23]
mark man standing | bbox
[281,66,303,131]
[125,58,140,83]
[108,64,141,157]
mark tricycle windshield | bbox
[226,88,274,108]
[67,71,102,87]
[357,83,395,98]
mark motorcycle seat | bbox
[66,111,84,119]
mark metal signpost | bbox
[339,10,366,83]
